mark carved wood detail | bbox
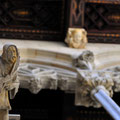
[69,0,84,28]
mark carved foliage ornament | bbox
[75,70,114,108]
[105,66,120,92]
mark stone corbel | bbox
[72,50,95,70]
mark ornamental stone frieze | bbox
[18,50,95,94]
[18,63,77,94]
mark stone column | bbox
[92,86,120,120]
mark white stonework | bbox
[0,39,120,108]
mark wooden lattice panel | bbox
[84,0,120,43]
[0,0,65,40]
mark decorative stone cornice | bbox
[15,47,120,110]
[17,50,95,94]
[1,40,120,109]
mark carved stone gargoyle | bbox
[0,44,20,120]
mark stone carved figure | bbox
[65,28,88,49]
[73,50,95,70]
[0,44,20,120]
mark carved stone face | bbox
[65,28,88,49]
[2,44,18,64]
[7,46,17,63]
[71,31,83,49]
[73,32,82,43]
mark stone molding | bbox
[17,49,120,109]
[18,50,94,94]
[1,40,120,108]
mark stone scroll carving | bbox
[75,70,114,108]
[0,44,20,120]
[65,28,88,49]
